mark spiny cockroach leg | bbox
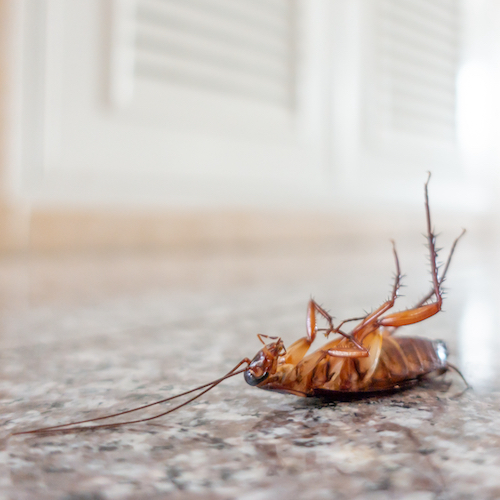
[375,175,446,330]
[309,299,366,353]
[345,241,402,343]
[415,228,466,308]
[424,172,442,309]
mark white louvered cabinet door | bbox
[359,0,462,183]
[23,0,332,208]
[17,0,467,210]
[134,0,294,107]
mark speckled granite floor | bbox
[1,232,500,500]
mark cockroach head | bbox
[244,338,285,387]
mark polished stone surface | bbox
[1,232,499,499]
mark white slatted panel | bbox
[134,0,295,107]
[375,0,460,142]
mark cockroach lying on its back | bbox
[244,173,466,398]
[12,174,466,437]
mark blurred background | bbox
[3,3,500,496]
[1,0,499,253]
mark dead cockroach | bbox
[12,174,466,437]
[243,174,467,398]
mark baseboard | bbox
[27,206,426,253]
[0,202,478,254]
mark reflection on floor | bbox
[1,237,499,499]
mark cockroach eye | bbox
[244,370,269,386]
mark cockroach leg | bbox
[414,228,466,308]
[437,228,466,285]
[446,363,472,392]
[343,241,402,344]
[325,347,371,358]
[309,300,366,352]
[327,315,367,334]
[257,334,281,345]
[282,299,338,365]
[281,301,319,365]
[424,171,442,307]
[377,175,444,329]
[307,300,328,342]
